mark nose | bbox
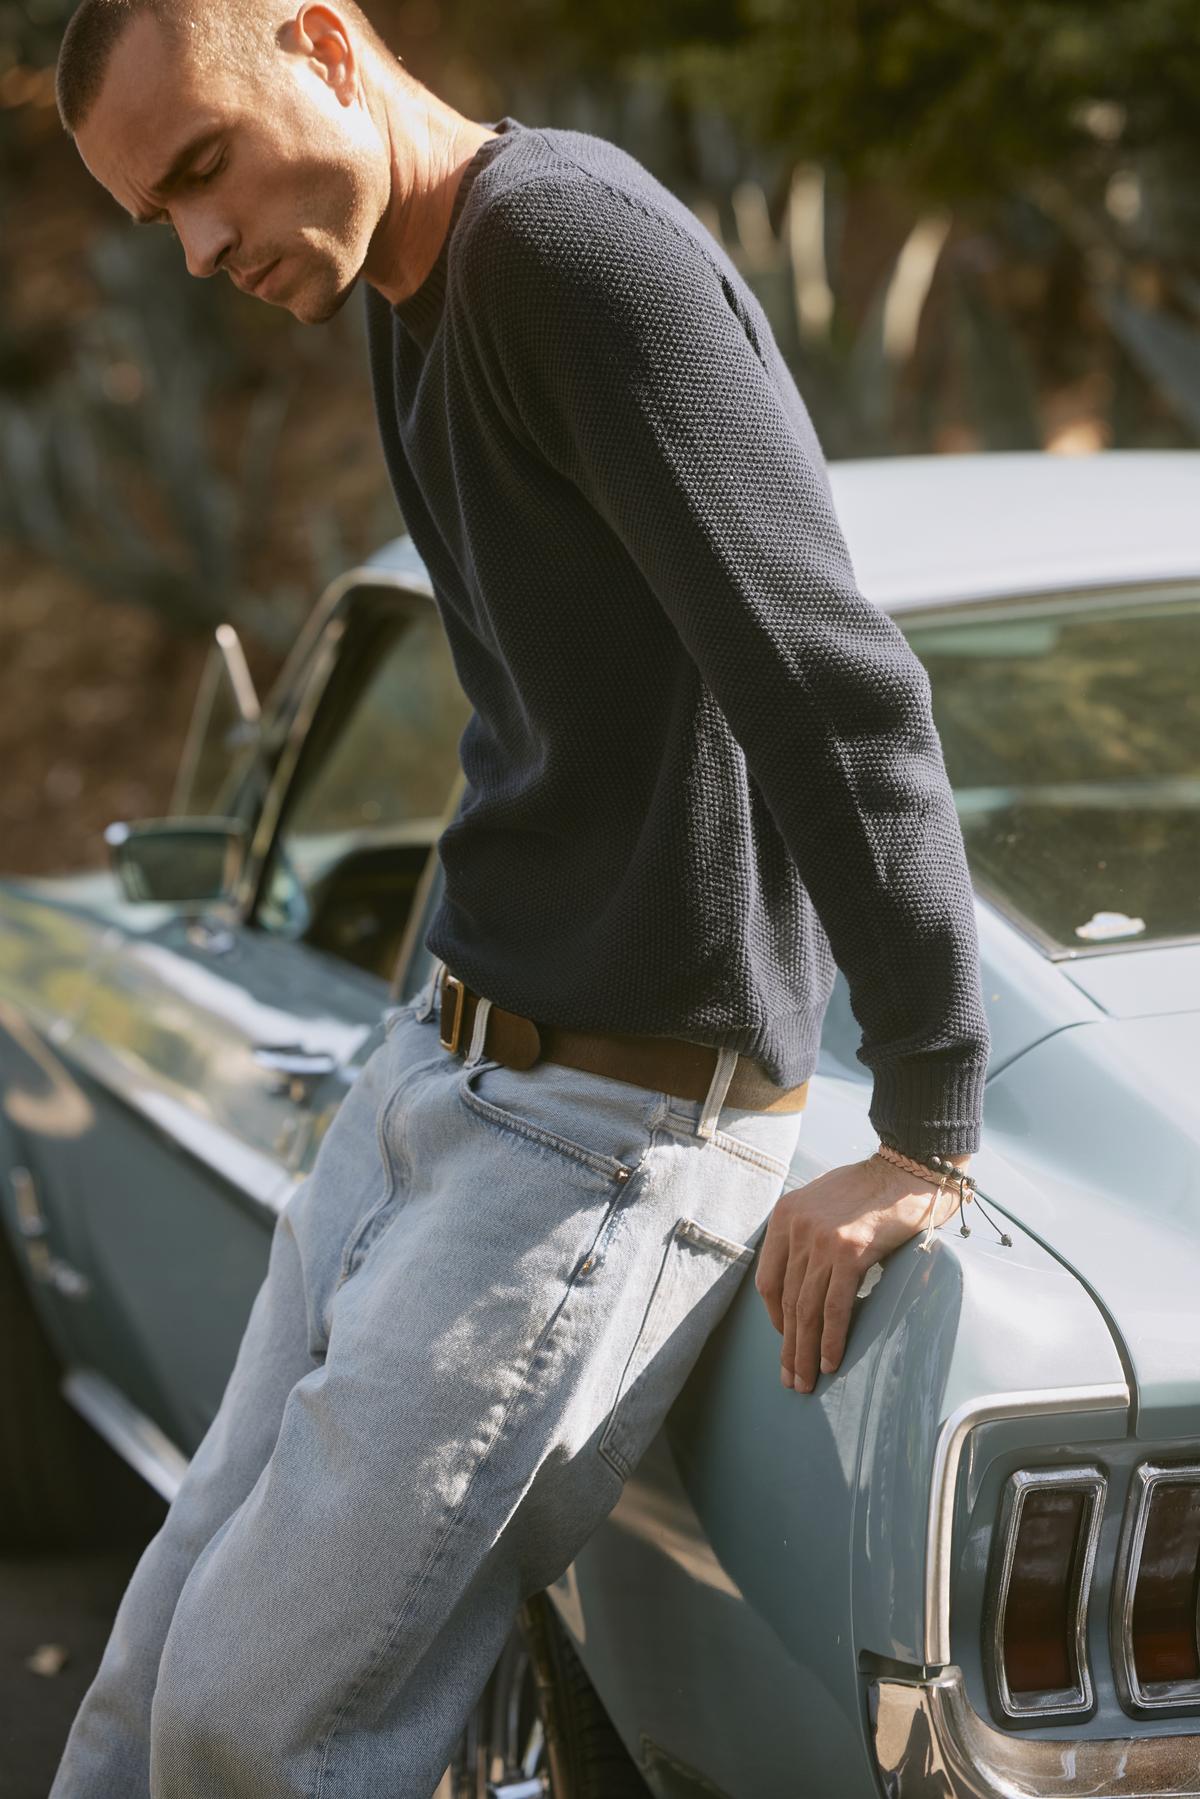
[174,205,236,280]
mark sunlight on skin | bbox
[67,4,976,1399]
[71,3,495,323]
[759,1149,973,1394]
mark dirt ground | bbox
[0,1542,157,1795]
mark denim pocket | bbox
[598,1216,756,1482]
[661,1102,803,1182]
[456,1056,667,1182]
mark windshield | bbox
[898,587,1200,954]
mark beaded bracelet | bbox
[870,1143,1012,1250]
[872,1142,976,1204]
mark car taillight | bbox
[987,1467,1106,1720]
[1113,1463,1200,1711]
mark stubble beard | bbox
[283,244,362,324]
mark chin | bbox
[291,267,360,325]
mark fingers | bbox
[754,1201,794,1336]
[755,1167,890,1396]
[818,1263,863,1377]
[785,1259,829,1392]
[776,1246,808,1378]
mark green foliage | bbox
[2,0,1200,644]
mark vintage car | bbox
[2,448,1199,1799]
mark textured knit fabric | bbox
[363,115,992,1156]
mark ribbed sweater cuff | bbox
[868,1054,990,1159]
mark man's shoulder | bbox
[455,121,734,298]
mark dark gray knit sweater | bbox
[364,115,991,1155]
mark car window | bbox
[254,597,472,979]
[170,640,264,825]
[899,586,1200,953]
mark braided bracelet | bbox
[870,1143,1013,1250]
[872,1142,976,1206]
[870,1144,970,1252]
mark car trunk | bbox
[983,944,1200,1437]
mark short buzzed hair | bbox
[55,0,399,135]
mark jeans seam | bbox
[381,1000,416,1037]
[596,1215,755,1481]
[308,1209,610,1797]
[334,1071,413,1286]
[711,1131,791,1179]
[597,1229,676,1482]
[662,1109,792,1179]
[457,1062,668,1180]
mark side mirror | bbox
[105,818,248,905]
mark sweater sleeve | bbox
[460,173,991,1156]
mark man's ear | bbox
[282,3,359,102]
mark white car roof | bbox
[362,450,1200,615]
[826,450,1200,611]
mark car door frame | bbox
[40,560,461,1468]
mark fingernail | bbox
[780,1366,791,1387]
[794,1377,811,1393]
[820,1357,834,1374]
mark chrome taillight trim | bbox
[1112,1461,1200,1714]
[924,1382,1129,1666]
[985,1465,1106,1721]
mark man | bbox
[52,3,990,1794]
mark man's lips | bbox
[236,258,279,295]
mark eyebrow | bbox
[130,128,222,224]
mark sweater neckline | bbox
[389,115,525,346]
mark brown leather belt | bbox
[437,968,808,1115]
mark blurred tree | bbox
[1,0,1199,627]
[2,0,1198,876]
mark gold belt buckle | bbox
[439,972,466,1054]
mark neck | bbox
[362,72,496,307]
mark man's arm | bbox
[464,172,991,1378]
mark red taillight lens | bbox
[1004,1487,1088,1694]
[989,1468,1105,1719]
[1129,1467,1200,1691]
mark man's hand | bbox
[755,1150,972,1392]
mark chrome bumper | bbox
[871,1667,1200,1798]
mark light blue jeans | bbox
[50,965,804,1798]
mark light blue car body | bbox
[3,451,1199,1797]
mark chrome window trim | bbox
[985,1465,1106,1720]
[260,562,434,725]
[886,572,1200,623]
[924,1382,1130,1666]
[232,566,440,922]
[61,1367,189,1502]
[1112,1460,1200,1714]
[234,616,348,918]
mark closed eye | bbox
[131,144,226,224]
[191,151,227,186]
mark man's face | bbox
[73,7,386,323]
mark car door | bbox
[62,575,471,1456]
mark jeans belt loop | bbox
[435,965,807,1114]
[696,1045,740,1141]
[464,995,493,1067]
[415,958,445,1024]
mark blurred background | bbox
[2,0,1200,882]
[3,4,1200,1785]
